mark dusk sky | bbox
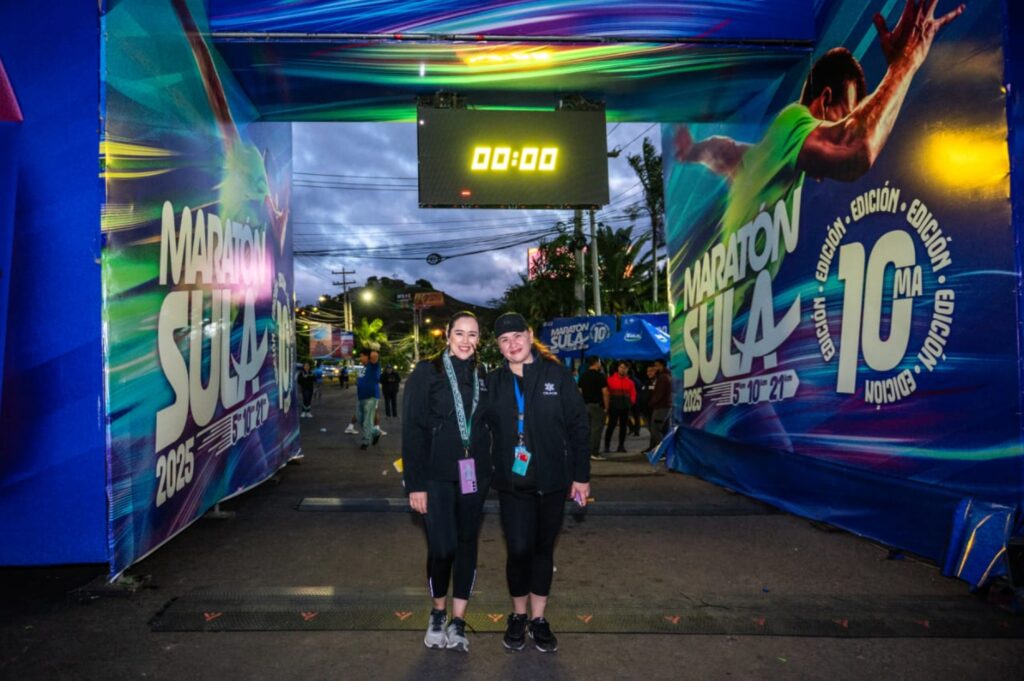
[290,122,662,307]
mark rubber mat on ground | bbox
[150,589,1024,637]
[295,498,778,516]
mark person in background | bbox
[626,366,643,436]
[577,356,609,462]
[638,364,656,438]
[340,364,350,389]
[296,362,316,419]
[381,365,402,419]
[646,358,673,454]
[403,312,490,653]
[356,348,383,450]
[604,360,636,454]
[487,312,590,653]
[312,361,324,402]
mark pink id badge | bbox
[459,458,478,494]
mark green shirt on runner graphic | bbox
[721,103,821,261]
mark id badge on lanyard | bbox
[443,352,480,495]
[512,376,532,476]
[512,444,532,476]
[459,456,478,494]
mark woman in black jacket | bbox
[486,312,591,653]
[401,311,490,653]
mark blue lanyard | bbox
[513,375,525,441]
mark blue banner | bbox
[0,59,19,415]
[539,315,615,355]
[620,313,668,334]
[664,0,1020,563]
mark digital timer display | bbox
[417,107,609,209]
[470,146,559,172]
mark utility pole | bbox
[331,268,356,331]
[589,209,601,315]
[573,208,585,316]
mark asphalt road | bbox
[2,381,1022,680]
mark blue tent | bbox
[587,319,669,360]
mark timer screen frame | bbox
[417,107,610,209]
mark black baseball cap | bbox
[494,312,529,337]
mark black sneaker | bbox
[529,617,558,653]
[372,432,381,446]
[502,613,528,651]
[359,443,368,450]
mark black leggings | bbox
[604,406,630,450]
[383,392,398,417]
[498,489,566,598]
[423,479,487,600]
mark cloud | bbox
[291,121,661,306]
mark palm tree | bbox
[353,317,389,352]
[626,137,666,305]
[591,224,651,314]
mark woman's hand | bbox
[570,481,591,508]
[409,491,428,514]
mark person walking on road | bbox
[381,365,401,419]
[296,362,316,418]
[604,361,636,453]
[356,348,382,450]
[403,312,491,653]
[647,358,672,453]
[577,356,609,461]
[486,312,590,653]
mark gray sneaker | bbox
[424,609,447,649]
[445,617,468,652]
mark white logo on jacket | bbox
[543,382,557,395]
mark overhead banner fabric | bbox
[101,0,298,576]
[620,313,669,335]
[664,0,1020,561]
[540,315,615,355]
[335,330,354,359]
[310,323,333,359]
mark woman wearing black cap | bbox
[486,311,591,653]
[402,311,491,653]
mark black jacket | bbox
[296,369,316,393]
[401,356,491,493]
[485,351,590,494]
[381,370,401,396]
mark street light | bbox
[360,290,374,303]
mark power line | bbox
[617,123,658,154]
[294,182,418,192]
[294,171,416,181]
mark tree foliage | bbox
[626,137,664,246]
[493,222,658,325]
